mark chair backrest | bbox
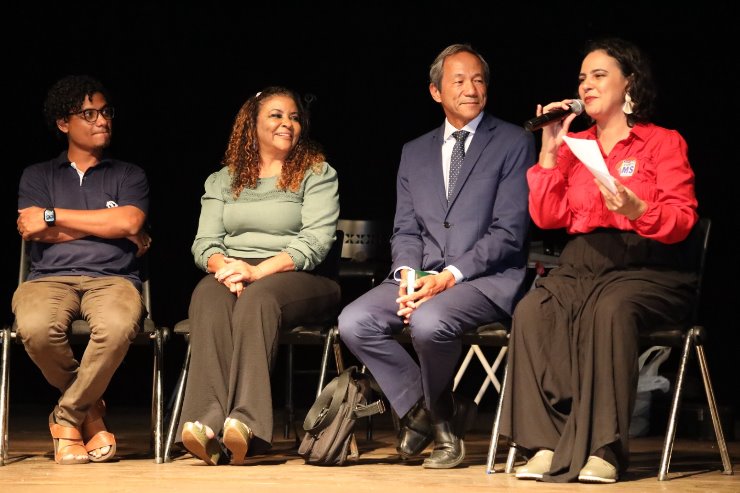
[336,219,391,262]
[18,239,30,286]
[309,230,344,281]
[640,217,711,346]
[685,217,711,323]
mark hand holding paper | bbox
[562,135,617,194]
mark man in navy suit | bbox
[338,44,535,468]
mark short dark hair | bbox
[584,37,656,125]
[43,75,110,138]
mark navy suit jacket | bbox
[390,112,535,315]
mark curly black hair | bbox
[43,75,110,139]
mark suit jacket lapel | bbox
[446,113,495,211]
[429,125,448,211]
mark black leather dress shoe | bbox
[396,400,433,459]
[422,394,477,469]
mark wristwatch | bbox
[43,208,56,227]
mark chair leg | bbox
[453,346,476,391]
[151,327,165,463]
[164,342,191,462]
[0,327,11,466]
[693,328,733,476]
[284,344,294,439]
[357,364,376,441]
[505,445,518,473]
[486,356,509,474]
[453,345,507,405]
[316,327,336,397]
[471,345,507,403]
[658,327,692,480]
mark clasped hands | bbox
[396,269,456,324]
[214,257,265,298]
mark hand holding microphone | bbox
[531,99,584,169]
[524,99,584,131]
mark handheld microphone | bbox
[524,99,584,131]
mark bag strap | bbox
[350,372,386,418]
[302,366,356,434]
[353,399,386,419]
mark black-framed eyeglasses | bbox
[69,107,115,123]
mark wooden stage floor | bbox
[1,404,738,492]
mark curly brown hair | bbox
[223,86,325,195]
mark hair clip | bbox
[255,91,262,98]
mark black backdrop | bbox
[3,4,738,417]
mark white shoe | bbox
[578,455,618,483]
[514,449,554,480]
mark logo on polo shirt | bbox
[106,201,118,208]
[617,158,637,177]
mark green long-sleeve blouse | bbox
[192,162,339,272]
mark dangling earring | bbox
[623,92,634,115]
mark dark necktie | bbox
[448,130,469,200]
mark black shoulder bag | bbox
[298,366,385,466]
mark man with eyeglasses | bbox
[13,75,150,465]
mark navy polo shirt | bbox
[18,151,150,289]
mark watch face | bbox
[44,209,55,224]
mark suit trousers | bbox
[177,269,340,450]
[338,280,505,419]
[12,275,144,427]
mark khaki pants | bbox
[12,275,144,427]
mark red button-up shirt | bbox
[527,123,697,244]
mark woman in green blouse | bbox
[178,87,340,465]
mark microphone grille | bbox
[571,99,585,115]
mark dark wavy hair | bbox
[43,75,110,139]
[584,37,656,126]
[223,86,325,195]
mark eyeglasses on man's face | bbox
[69,107,115,123]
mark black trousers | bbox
[500,230,697,482]
[177,269,340,450]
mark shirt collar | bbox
[52,151,71,167]
[444,112,483,141]
[584,122,650,142]
[52,150,113,168]
[629,122,650,141]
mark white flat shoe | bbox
[578,455,618,483]
[514,449,554,480]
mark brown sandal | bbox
[49,412,89,465]
[82,400,116,463]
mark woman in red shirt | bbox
[501,38,699,484]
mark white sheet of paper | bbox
[562,135,617,194]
